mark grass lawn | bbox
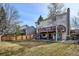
[0,40,79,56]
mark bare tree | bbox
[0,6,7,34]
[72,11,79,29]
[0,4,21,35]
[72,17,79,29]
[48,3,64,18]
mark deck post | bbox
[56,25,58,41]
[47,32,49,40]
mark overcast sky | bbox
[10,3,79,27]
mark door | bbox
[53,32,62,41]
[57,32,62,41]
[49,33,52,40]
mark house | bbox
[21,25,36,35]
[35,8,70,41]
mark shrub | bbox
[66,35,70,40]
[68,34,79,40]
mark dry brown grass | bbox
[0,42,26,56]
[22,43,79,56]
[0,41,79,56]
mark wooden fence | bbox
[0,35,34,41]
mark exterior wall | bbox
[62,32,67,40]
[55,14,67,40]
[25,27,36,35]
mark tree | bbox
[48,3,64,19]
[72,11,79,29]
[0,7,8,34]
[72,17,79,29]
[15,25,21,35]
[37,15,43,25]
[0,4,21,35]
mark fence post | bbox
[21,35,23,40]
[0,35,2,41]
[26,35,27,40]
[15,35,17,40]
[29,35,31,40]
[8,35,11,40]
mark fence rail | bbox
[0,35,34,41]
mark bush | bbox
[68,34,79,40]
[66,35,70,40]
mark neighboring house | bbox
[21,25,36,35]
[35,8,70,41]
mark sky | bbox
[10,3,79,27]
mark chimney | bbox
[67,8,70,36]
